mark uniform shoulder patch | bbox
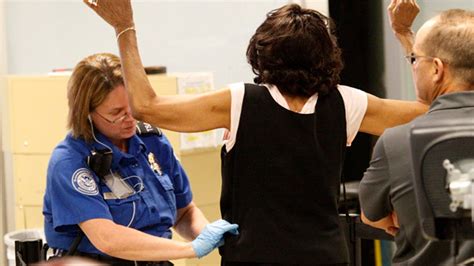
[71,168,99,196]
[136,121,162,136]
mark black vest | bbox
[220,84,348,264]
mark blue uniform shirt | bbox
[43,130,193,254]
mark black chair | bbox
[411,116,474,241]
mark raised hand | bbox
[191,219,239,258]
[388,0,420,34]
[83,0,134,33]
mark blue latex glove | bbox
[191,219,239,258]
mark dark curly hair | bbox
[247,4,343,97]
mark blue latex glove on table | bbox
[191,219,239,258]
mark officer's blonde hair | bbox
[67,53,124,142]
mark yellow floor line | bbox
[374,239,383,266]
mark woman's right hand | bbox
[83,0,135,33]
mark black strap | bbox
[65,230,84,256]
[43,230,84,260]
[41,229,84,260]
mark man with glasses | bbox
[359,1,474,264]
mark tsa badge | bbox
[148,152,162,176]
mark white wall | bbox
[4,0,330,89]
[382,0,474,100]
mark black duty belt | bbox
[55,250,174,266]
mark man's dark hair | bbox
[247,4,343,97]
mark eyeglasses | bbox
[404,52,435,65]
[95,111,132,124]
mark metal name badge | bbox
[148,152,162,176]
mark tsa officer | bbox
[43,53,238,266]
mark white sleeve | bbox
[223,82,245,152]
[337,85,368,146]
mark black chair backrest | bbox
[411,117,474,240]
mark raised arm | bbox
[359,94,428,136]
[388,0,419,55]
[84,0,231,132]
[359,0,426,136]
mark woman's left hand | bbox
[83,0,135,33]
